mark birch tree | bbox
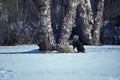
[33,0,55,51]
[57,0,79,45]
[76,0,94,45]
[91,0,104,45]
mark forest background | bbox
[0,0,120,51]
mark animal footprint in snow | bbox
[0,67,15,80]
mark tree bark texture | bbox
[76,0,94,45]
[34,0,55,51]
[57,0,78,45]
[92,0,104,45]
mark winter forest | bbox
[0,0,120,52]
[0,0,120,80]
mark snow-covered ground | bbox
[0,45,120,80]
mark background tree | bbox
[101,0,120,44]
[91,0,104,45]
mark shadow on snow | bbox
[0,49,39,54]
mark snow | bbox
[102,20,110,27]
[0,45,120,80]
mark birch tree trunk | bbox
[77,0,94,45]
[92,0,104,45]
[33,0,55,51]
[57,0,79,46]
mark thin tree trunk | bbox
[92,0,104,45]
